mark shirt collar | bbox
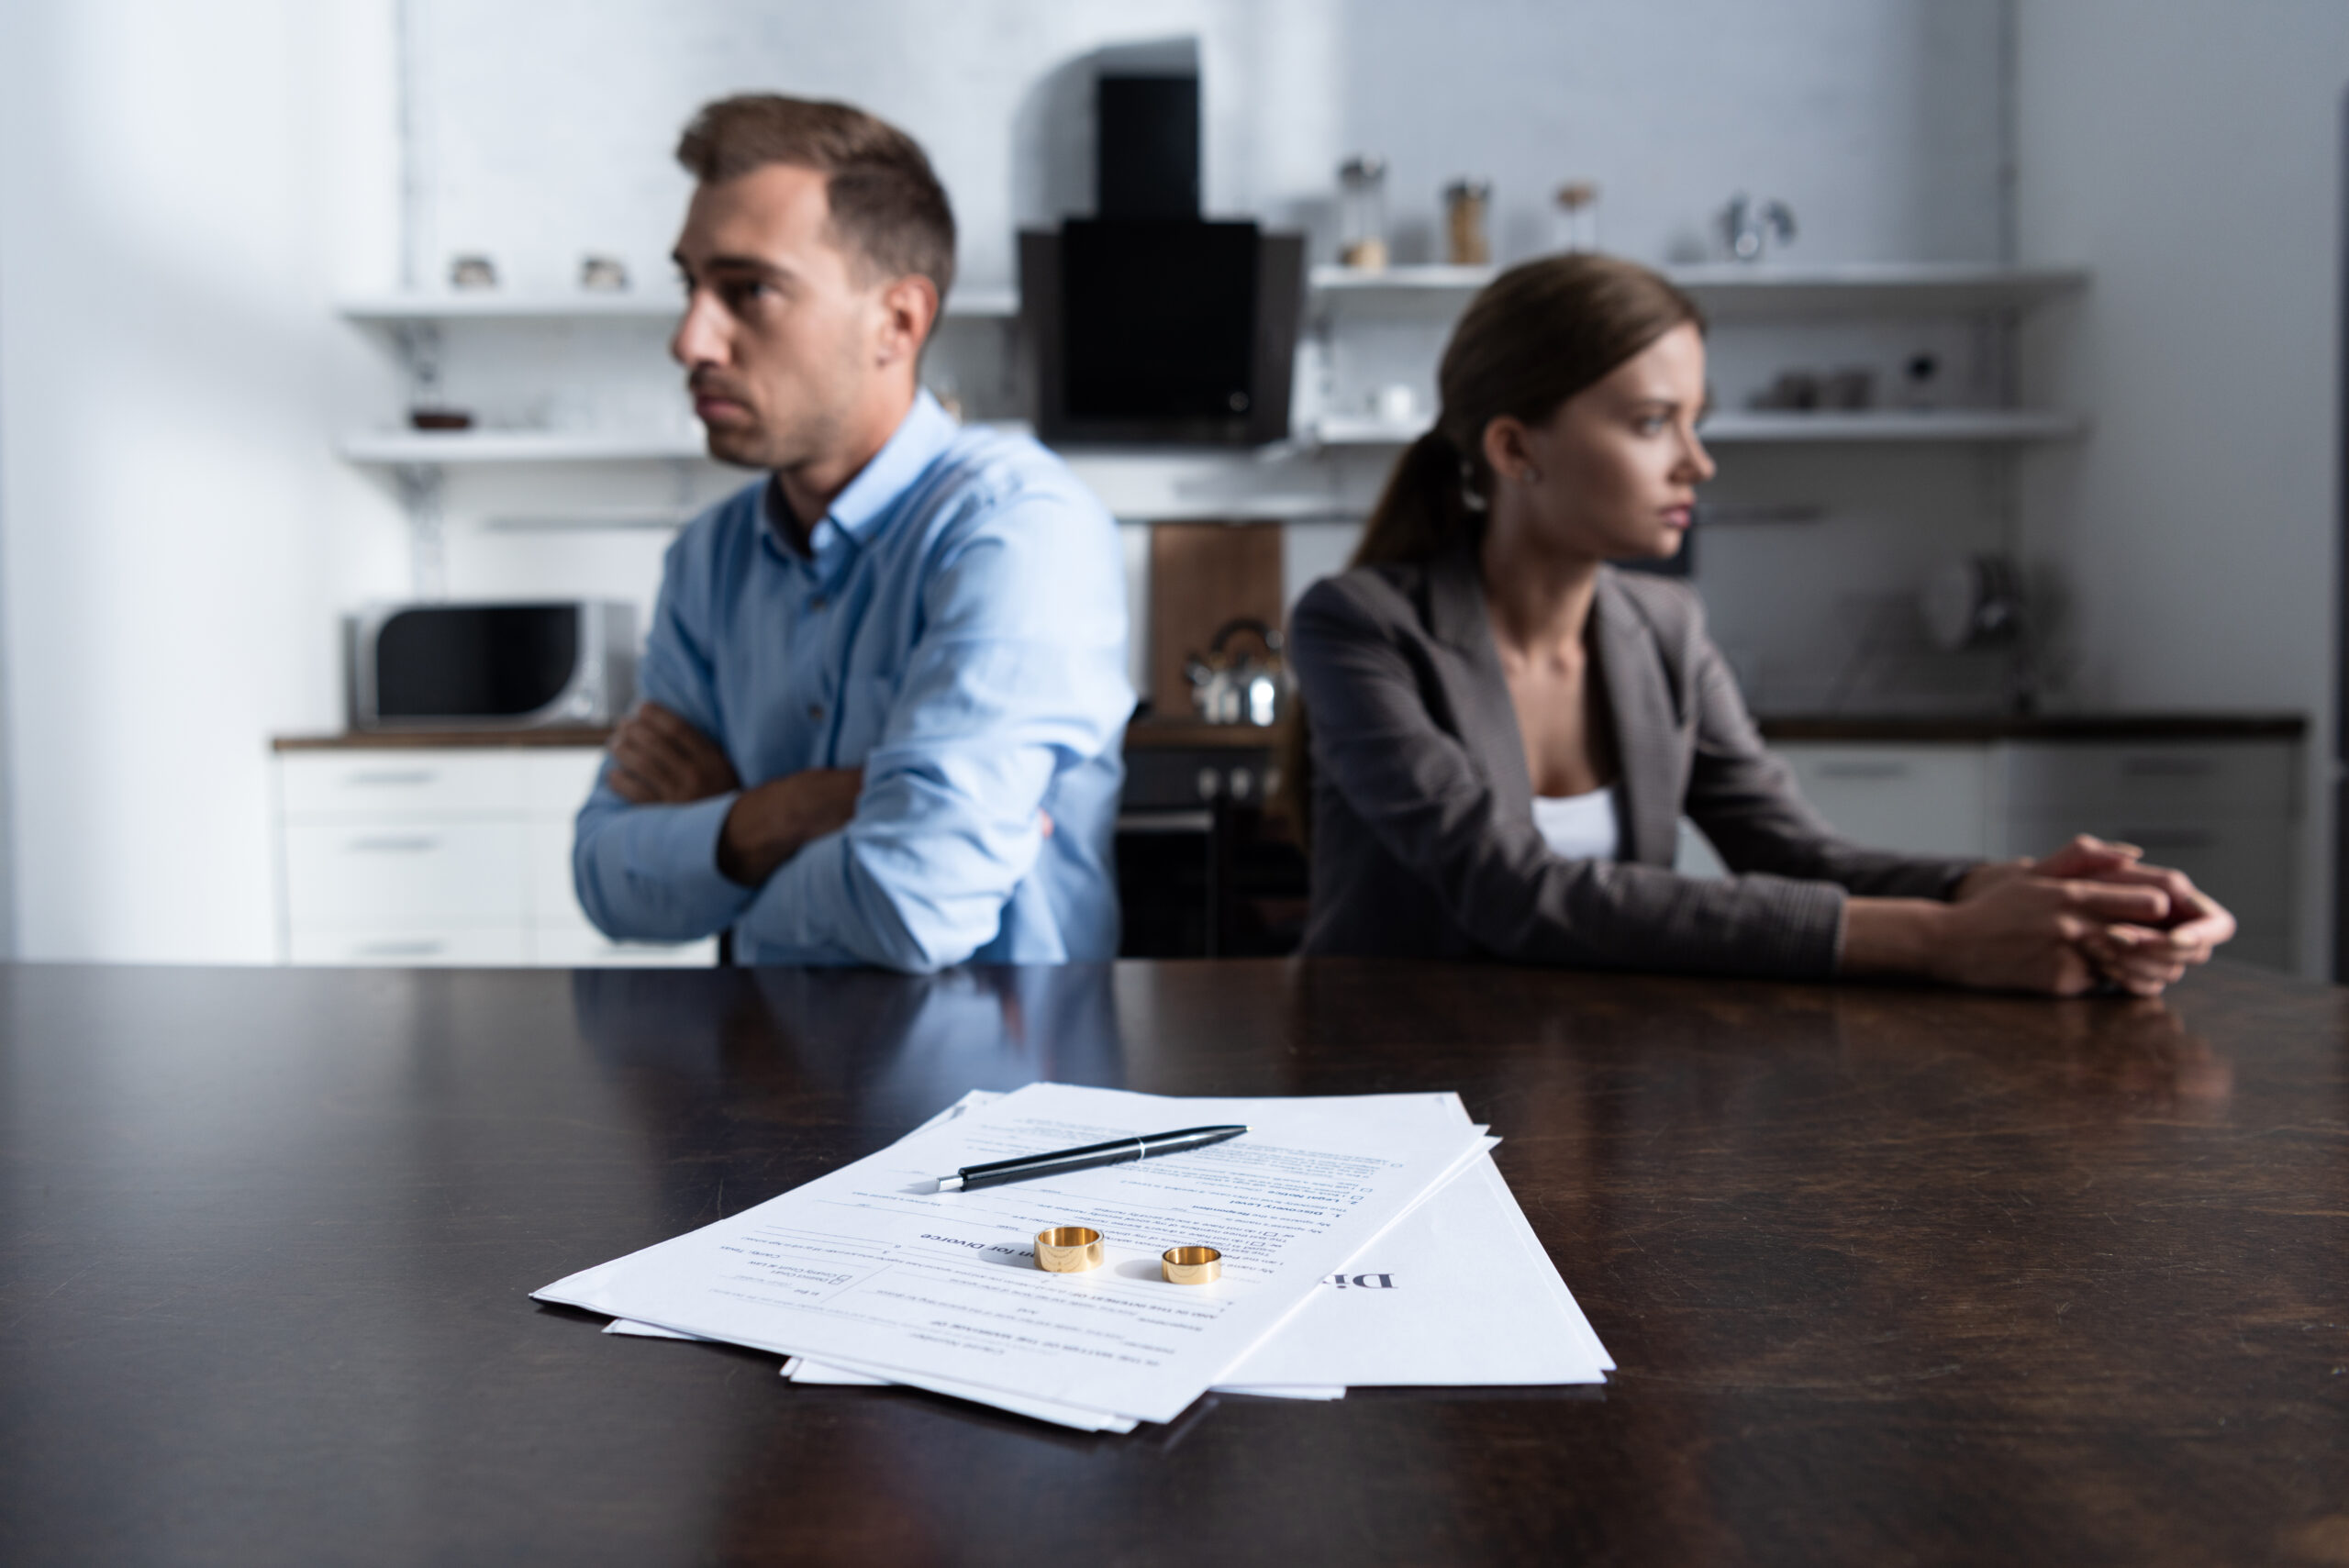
[760,390,957,572]
[824,388,957,544]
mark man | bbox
[573,95,1132,971]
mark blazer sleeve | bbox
[1671,605,1976,899]
[1291,576,1852,979]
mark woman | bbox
[1286,254,2232,995]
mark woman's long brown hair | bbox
[1277,254,1704,842]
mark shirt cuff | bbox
[630,791,753,929]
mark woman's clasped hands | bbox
[1936,835,2235,996]
[1844,834,2234,997]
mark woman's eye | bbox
[1634,415,1667,435]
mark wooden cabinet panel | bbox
[1146,523,1285,717]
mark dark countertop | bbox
[274,712,2309,752]
[1756,712,2306,741]
[273,726,618,750]
[0,958,2340,1565]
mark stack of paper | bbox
[538,1083,1609,1430]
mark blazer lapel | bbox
[1591,573,1681,866]
[1423,546,1534,828]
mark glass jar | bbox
[1338,156,1388,272]
[1444,179,1492,266]
[1552,182,1600,253]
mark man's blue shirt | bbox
[573,392,1133,971]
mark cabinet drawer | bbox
[1772,744,1990,859]
[288,926,532,967]
[528,819,589,922]
[531,923,718,968]
[2003,741,2296,821]
[284,821,529,922]
[280,751,526,818]
[525,748,608,815]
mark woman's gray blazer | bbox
[1287,548,1976,978]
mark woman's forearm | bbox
[1839,897,1951,980]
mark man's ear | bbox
[874,274,940,368]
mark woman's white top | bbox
[1531,786,1622,862]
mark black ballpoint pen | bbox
[934,1125,1249,1192]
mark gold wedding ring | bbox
[1034,1226,1104,1273]
[1162,1245,1222,1285]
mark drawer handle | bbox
[1818,762,1910,780]
[343,770,439,786]
[2116,828,2215,851]
[345,835,440,853]
[2121,757,2215,778]
[354,940,444,958]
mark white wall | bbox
[2014,2,2348,976]
[0,0,405,961]
[406,0,2004,295]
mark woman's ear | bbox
[1481,417,1521,473]
[1482,416,1536,486]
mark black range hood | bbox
[1021,44,1302,448]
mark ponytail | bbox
[1351,428,1486,568]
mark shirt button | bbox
[809,595,829,611]
[807,704,825,722]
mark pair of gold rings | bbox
[1031,1227,1222,1285]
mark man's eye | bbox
[722,280,774,309]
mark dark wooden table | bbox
[2,960,2343,1565]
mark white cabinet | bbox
[1769,736,2300,972]
[274,744,716,968]
[1774,744,1995,859]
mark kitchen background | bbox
[0,0,2339,974]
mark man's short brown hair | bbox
[676,95,956,304]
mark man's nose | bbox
[671,289,726,366]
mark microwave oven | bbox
[348,601,637,730]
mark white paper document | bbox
[595,1088,1613,1418]
[1219,1154,1611,1387]
[539,1082,1487,1425]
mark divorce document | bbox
[752,1095,1611,1401]
[537,1083,1486,1425]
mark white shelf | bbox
[1308,408,2087,448]
[339,417,1042,467]
[1704,409,2087,442]
[336,286,1020,324]
[1308,261,2088,320]
[339,429,711,464]
[342,408,2085,469]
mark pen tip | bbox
[934,1175,963,1192]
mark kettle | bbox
[1185,617,1289,727]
